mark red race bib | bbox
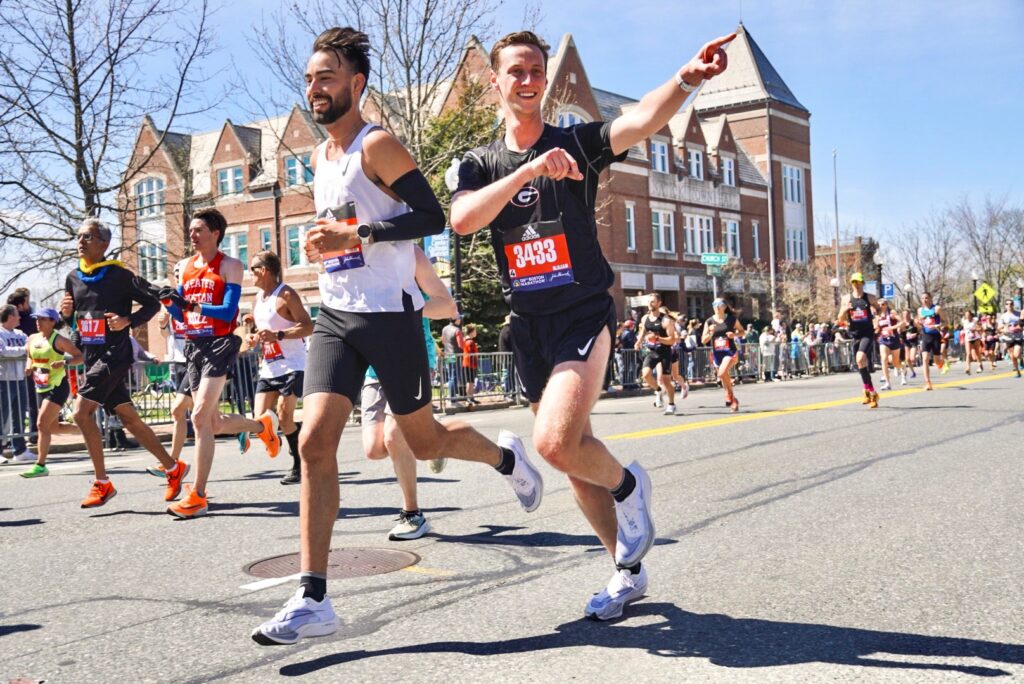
[185,311,214,338]
[503,218,574,292]
[79,315,107,345]
[714,337,730,350]
[262,341,284,362]
[850,308,868,321]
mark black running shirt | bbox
[65,265,160,366]
[457,122,626,315]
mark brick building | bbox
[120,23,813,355]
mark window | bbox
[218,166,244,196]
[786,227,807,262]
[721,157,735,186]
[223,232,249,271]
[650,141,668,173]
[752,221,760,260]
[134,178,165,217]
[687,295,704,322]
[260,228,273,252]
[687,149,703,180]
[557,111,585,127]
[286,224,314,267]
[285,154,313,186]
[138,242,167,282]
[651,210,675,253]
[684,214,713,255]
[725,220,740,258]
[625,203,636,252]
[783,165,804,204]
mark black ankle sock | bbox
[858,366,874,389]
[286,429,300,458]
[299,572,327,602]
[610,468,636,502]
[616,562,642,575]
[401,509,421,517]
[495,447,515,475]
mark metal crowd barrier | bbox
[437,352,518,410]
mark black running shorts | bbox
[256,371,304,397]
[852,335,874,357]
[184,335,242,393]
[78,359,133,413]
[643,347,672,374]
[920,332,942,356]
[509,293,617,403]
[37,376,70,407]
[304,305,430,416]
[171,363,191,397]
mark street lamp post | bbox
[903,282,913,311]
[830,277,839,308]
[873,252,884,297]
[971,270,979,316]
[444,158,462,308]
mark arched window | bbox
[134,178,165,217]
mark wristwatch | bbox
[276,331,285,341]
[357,222,374,248]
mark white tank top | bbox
[313,123,424,313]
[253,283,307,378]
[166,318,187,364]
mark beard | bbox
[311,90,352,125]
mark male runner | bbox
[636,292,677,415]
[450,29,734,620]
[837,272,880,408]
[162,209,282,518]
[998,299,1022,377]
[915,291,946,390]
[246,250,313,485]
[251,27,543,645]
[59,218,188,507]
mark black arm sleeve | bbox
[128,273,161,328]
[367,169,445,242]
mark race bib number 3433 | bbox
[502,218,574,292]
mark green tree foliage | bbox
[420,81,507,350]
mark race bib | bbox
[503,218,574,292]
[322,246,365,273]
[881,326,893,337]
[33,368,50,389]
[79,315,106,345]
[185,311,214,338]
[262,341,284,362]
[850,308,868,321]
[714,337,730,350]
[923,316,936,328]
[172,319,188,340]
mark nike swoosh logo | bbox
[413,378,423,401]
[577,336,596,356]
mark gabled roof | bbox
[187,115,290,197]
[692,23,807,114]
[231,123,262,161]
[592,87,637,123]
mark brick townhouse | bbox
[120,23,813,356]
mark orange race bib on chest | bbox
[79,315,107,345]
[502,218,574,292]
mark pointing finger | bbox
[701,32,736,62]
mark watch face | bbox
[358,223,372,239]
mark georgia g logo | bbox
[511,186,540,208]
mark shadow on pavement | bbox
[340,506,462,520]
[339,476,461,486]
[0,623,42,638]
[0,518,44,527]
[281,602,1024,678]
[434,524,678,551]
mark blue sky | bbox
[200,0,1023,245]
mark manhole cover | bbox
[244,548,420,580]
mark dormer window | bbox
[134,178,165,217]
[650,141,669,173]
[285,154,313,186]
[557,111,586,128]
[687,149,704,180]
[721,157,735,186]
[218,166,243,196]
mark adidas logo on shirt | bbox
[521,225,541,241]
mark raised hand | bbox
[529,147,584,182]
[684,33,736,84]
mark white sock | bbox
[96,478,109,484]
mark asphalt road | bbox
[2,369,1022,683]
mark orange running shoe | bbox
[164,460,191,502]
[868,391,879,409]
[167,485,208,519]
[862,390,871,405]
[81,480,117,508]
[256,411,281,458]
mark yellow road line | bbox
[606,372,1017,441]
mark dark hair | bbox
[490,31,549,71]
[192,208,228,246]
[7,287,29,307]
[647,291,662,304]
[253,250,281,281]
[0,304,16,323]
[313,27,371,92]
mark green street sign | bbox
[700,252,729,266]
[706,265,723,277]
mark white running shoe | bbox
[653,390,663,408]
[614,461,655,567]
[388,511,430,541]
[880,381,891,391]
[251,588,339,645]
[585,566,649,621]
[900,373,907,386]
[663,404,676,416]
[11,451,34,463]
[498,430,543,513]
